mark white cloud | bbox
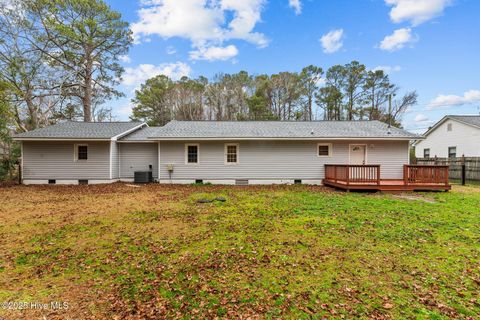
[122,62,192,88]
[379,28,417,51]
[166,46,176,55]
[117,103,134,117]
[320,29,344,54]
[131,0,267,61]
[118,55,131,63]
[427,90,480,109]
[189,44,239,61]
[385,0,452,26]
[289,0,302,15]
[414,114,429,123]
[372,65,402,74]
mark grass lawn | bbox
[0,183,479,319]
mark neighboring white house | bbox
[415,115,480,158]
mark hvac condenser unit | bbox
[134,171,153,183]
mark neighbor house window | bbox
[225,143,239,164]
[185,144,199,164]
[317,143,332,157]
[423,148,430,158]
[75,144,88,161]
[448,146,457,158]
[447,123,452,131]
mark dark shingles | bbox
[119,127,163,141]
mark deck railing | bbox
[325,164,450,187]
[403,165,449,186]
[325,164,381,185]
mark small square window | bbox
[423,148,430,158]
[77,145,88,160]
[448,147,456,158]
[186,144,199,164]
[318,144,332,157]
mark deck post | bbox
[403,165,408,186]
[376,166,380,185]
[346,166,350,186]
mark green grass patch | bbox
[0,184,479,319]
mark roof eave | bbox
[148,136,419,141]
[13,137,113,141]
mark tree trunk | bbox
[83,49,93,122]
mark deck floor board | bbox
[323,179,451,191]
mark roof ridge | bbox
[448,115,480,117]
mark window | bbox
[185,144,199,164]
[447,123,452,131]
[74,144,88,161]
[448,146,457,158]
[423,148,430,158]
[225,143,239,164]
[317,143,332,157]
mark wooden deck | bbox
[323,164,451,191]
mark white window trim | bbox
[224,143,239,165]
[317,143,332,157]
[74,143,88,162]
[423,148,430,158]
[448,146,457,158]
[185,143,200,165]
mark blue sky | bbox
[105,0,480,133]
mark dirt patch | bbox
[391,194,437,203]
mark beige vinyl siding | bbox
[22,141,110,180]
[159,140,409,181]
[119,143,158,179]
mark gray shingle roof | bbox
[150,121,419,139]
[14,121,144,139]
[448,115,480,128]
[119,127,163,141]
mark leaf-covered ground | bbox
[0,183,479,319]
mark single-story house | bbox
[12,120,423,186]
[414,115,480,158]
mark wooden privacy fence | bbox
[415,157,480,181]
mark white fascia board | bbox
[148,137,420,141]
[13,138,111,141]
[116,140,158,143]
